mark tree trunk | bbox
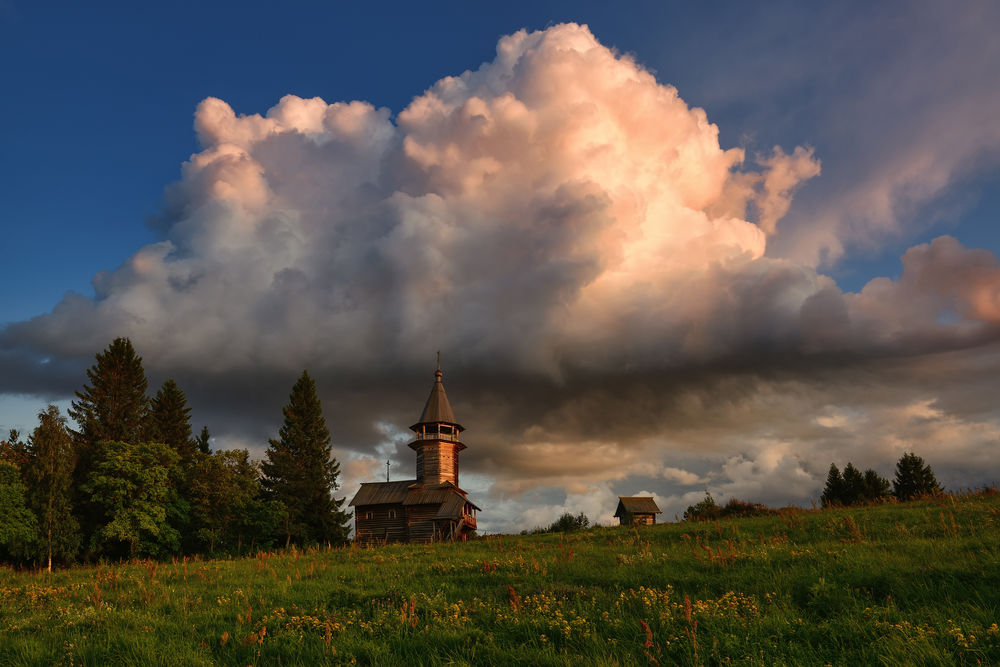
[46,487,55,573]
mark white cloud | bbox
[662,467,705,485]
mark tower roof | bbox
[410,360,463,431]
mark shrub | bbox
[683,492,721,521]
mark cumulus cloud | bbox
[3,22,1000,531]
[756,2,1000,266]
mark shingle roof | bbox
[350,481,481,511]
[348,480,416,506]
[410,366,463,430]
[404,483,481,511]
[614,496,662,516]
[435,494,469,519]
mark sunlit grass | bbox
[1,491,998,665]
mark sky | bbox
[2,1,1000,533]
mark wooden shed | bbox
[614,496,662,526]
[349,362,480,545]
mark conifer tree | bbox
[68,338,152,550]
[195,426,212,454]
[69,338,151,447]
[0,429,28,467]
[24,406,80,571]
[841,462,866,505]
[862,468,891,501]
[892,452,942,500]
[150,379,196,466]
[261,371,350,547]
[820,463,845,507]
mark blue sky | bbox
[7,0,992,324]
[2,1,999,531]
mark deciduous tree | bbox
[190,449,261,554]
[83,441,181,557]
[0,461,36,562]
[24,406,80,570]
[683,491,721,521]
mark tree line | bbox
[0,337,351,569]
[820,452,941,507]
[682,452,945,521]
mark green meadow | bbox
[1,492,998,666]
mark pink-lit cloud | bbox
[3,23,1000,532]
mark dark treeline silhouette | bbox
[821,453,941,507]
[683,452,947,522]
[0,338,350,569]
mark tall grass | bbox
[1,491,998,665]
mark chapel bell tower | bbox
[408,357,466,487]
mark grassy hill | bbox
[1,491,998,665]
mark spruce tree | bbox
[261,371,350,547]
[69,337,151,448]
[892,452,942,501]
[68,337,152,552]
[862,468,891,501]
[0,429,28,466]
[195,426,212,454]
[841,463,866,506]
[24,406,80,571]
[820,463,845,507]
[150,379,196,466]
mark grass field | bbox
[1,492,998,666]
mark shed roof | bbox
[404,483,481,511]
[434,494,469,519]
[614,496,662,516]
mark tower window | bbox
[388,510,397,519]
[365,512,373,520]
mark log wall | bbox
[406,505,439,544]
[415,442,460,486]
[354,504,407,545]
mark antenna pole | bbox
[386,459,390,482]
